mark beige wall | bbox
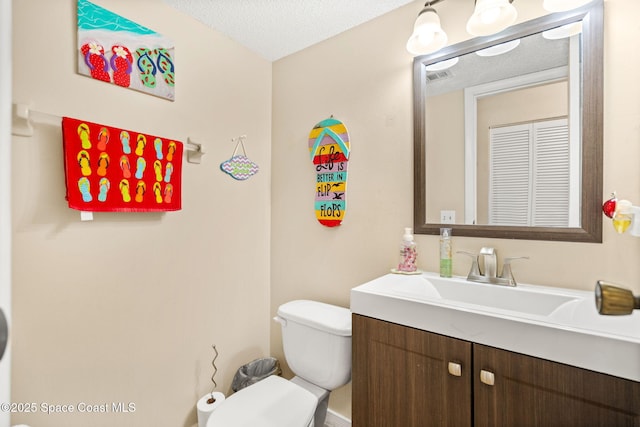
[11,1,272,426]
[425,90,465,224]
[270,5,419,417]
[10,0,640,425]
[272,0,640,420]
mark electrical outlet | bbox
[440,210,455,224]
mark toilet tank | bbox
[276,300,352,391]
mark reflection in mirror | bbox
[413,1,603,242]
[427,29,580,227]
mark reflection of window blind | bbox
[489,119,569,226]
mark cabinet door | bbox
[352,315,472,427]
[474,344,640,427]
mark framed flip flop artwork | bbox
[77,0,175,101]
[308,117,350,227]
[62,117,183,212]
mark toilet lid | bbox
[206,375,316,427]
[277,300,351,336]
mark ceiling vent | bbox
[426,70,452,82]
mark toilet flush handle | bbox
[273,316,287,327]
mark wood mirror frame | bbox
[413,1,603,242]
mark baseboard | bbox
[324,409,351,427]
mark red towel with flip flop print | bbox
[62,117,183,212]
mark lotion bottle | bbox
[398,227,417,272]
[440,228,452,277]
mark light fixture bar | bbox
[406,0,524,56]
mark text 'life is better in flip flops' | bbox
[308,117,350,227]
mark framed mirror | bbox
[413,1,603,242]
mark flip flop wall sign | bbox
[77,0,175,101]
[62,117,183,212]
[308,117,350,227]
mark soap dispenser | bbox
[440,228,452,277]
[398,227,418,273]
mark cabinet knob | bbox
[448,362,462,377]
[480,369,495,386]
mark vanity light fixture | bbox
[407,0,592,56]
[466,0,518,36]
[407,0,518,56]
[543,0,592,12]
[406,1,448,56]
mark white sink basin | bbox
[351,272,640,382]
[395,275,577,316]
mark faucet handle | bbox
[500,256,529,286]
[457,250,476,257]
[457,251,480,279]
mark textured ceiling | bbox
[161,0,415,61]
[426,32,570,97]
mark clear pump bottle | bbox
[440,228,452,277]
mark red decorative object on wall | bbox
[62,117,183,212]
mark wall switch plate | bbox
[440,210,455,224]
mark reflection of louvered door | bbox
[489,118,569,227]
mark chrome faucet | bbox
[458,248,528,287]
[479,247,497,279]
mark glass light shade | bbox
[475,39,520,56]
[543,0,591,12]
[466,0,517,36]
[406,8,448,56]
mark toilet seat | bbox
[206,375,316,427]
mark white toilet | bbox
[206,300,352,427]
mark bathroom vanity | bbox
[350,273,640,427]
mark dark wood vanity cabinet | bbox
[474,343,640,427]
[352,314,472,427]
[353,314,640,427]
